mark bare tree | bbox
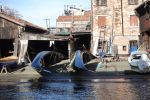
[0,5,22,18]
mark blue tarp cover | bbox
[74,50,87,70]
[0,61,17,67]
[31,51,50,71]
[130,46,138,53]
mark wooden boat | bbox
[31,51,68,75]
[128,51,150,73]
[31,50,101,75]
[0,56,18,62]
[0,56,18,73]
[69,50,99,72]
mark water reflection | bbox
[0,75,150,100]
[71,76,96,100]
[127,77,150,100]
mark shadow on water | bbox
[21,75,96,100]
[2,71,150,99]
[124,75,150,100]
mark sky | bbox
[0,0,91,28]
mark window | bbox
[98,16,106,28]
[130,15,138,26]
[128,0,138,5]
[97,0,107,6]
[123,46,127,51]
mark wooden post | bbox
[68,39,75,59]
[13,38,18,57]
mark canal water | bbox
[0,75,150,100]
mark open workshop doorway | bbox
[73,34,91,51]
[27,40,69,61]
[0,39,15,58]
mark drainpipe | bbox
[13,26,22,57]
[121,0,124,36]
[90,0,94,53]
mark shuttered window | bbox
[130,15,138,26]
[96,0,107,6]
[98,16,106,28]
[128,0,138,5]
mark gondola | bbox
[31,50,101,75]
[69,50,98,72]
[31,51,68,75]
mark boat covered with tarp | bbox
[128,51,150,73]
[31,51,68,74]
[31,50,101,75]
[69,50,99,72]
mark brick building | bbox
[91,0,147,56]
[56,6,91,33]
[135,1,150,51]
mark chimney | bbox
[0,5,2,12]
[0,5,4,13]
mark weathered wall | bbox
[139,14,150,33]
[56,22,72,28]
[0,18,22,39]
[92,0,144,55]
[56,20,89,32]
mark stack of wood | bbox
[0,56,18,62]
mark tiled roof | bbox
[0,12,47,32]
[84,10,91,16]
[135,1,150,17]
[0,13,24,26]
[135,1,150,11]
[57,15,90,22]
[24,20,47,31]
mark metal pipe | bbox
[90,0,94,52]
[121,0,124,36]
